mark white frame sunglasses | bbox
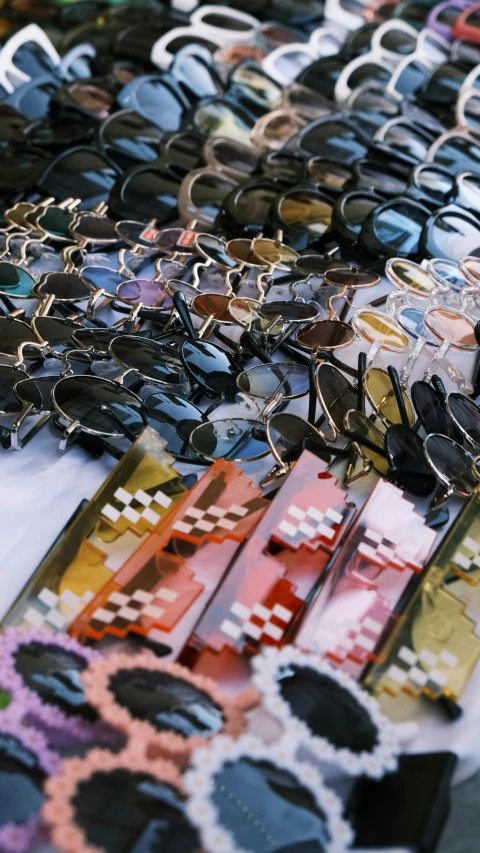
[262,27,342,86]
[0,23,60,95]
[386,29,450,101]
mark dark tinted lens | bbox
[163,134,204,170]
[268,412,329,463]
[416,167,453,200]
[37,273,92,302]
[438,5,458,24]
[0,147,50,192]
[383,124,428,161]
[259,301,317,322]
[433,136,480,174]
[316,363,356,431]
[135,81,185,131]
[190,418,269,460]
[279,191,333,235]
[17,81,56,120]
[0,733,46,827]
[143,390,205,457]
[167,36,219,56]
[34,318,79,348]
[296,319,355,350]
[14,641,97,720]
[39,150,118,208]
[213,758,331,852]
[393,58,429,96]
[429,212,480,261]
[385,424,436,496]
[72,328,120,354]
[412,381,455,437]
[191,173,234,219]
[423,62,466,104]
[73,214,117,243]
[202,11,252,29]
[37,207,74,238]
[466,9,480,27]
[73,770,199,853]
[448,394,480,445]
[11,41,56,77]
[196,234,236,267]
[373,202,427,254]
[111,337,184,385]
[109,667,225,737]
[357,161,407,195]
[0,318,38,354]
[15,376,58,410]
[181,340,241,399]
[0,366,24,413]
[343,195,378,231]
[298,57,344,101]
[122,168,180,221]
[424,434,477,496]
[102,111,163,164]
[348,62,391,91]
[381,28,416,54]
[300,121,368,164]
[276,663,378,751]
[53,376,145,435]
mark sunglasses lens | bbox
[0,366,24,414]
[346,409,389,475]
[111,337,184,385]
[238,364,309,399]
[193,293,233,322]
[296,320,355,350]
[381,28,416,55]
[12,40,57,78]
[366,368,414,426]
[102,112,164,165]
[465,8,480,27]
[13,641,97,721]
[276,662,378,751]
[134,81,185,131]
[232,66,282,110]
[429,212,480,262]
[426,308,476,347]
[424,435,477,497]
[181,340,240,398]
[279,191,333,235]
[356,311,410,350]
[259,301,317,322]
[316,363,356,432]
[373,201,428,255]
[0,318,38,354]
[121,168,180,222]
[309,159,352,191]
[412,381,455,437]
[423,63,466,105]
[34,318,79,349]
[82,267,130,296]
[0,732,46,825]
[347,61,391,93]
[268,412,329,464]
[191,172,236,219]
[39,149,118,208]
[299,57,345,101]
[72,328,119,355]
[143,390,205,457]
[73,770,199,853]
[448,394,480,445]
[54,376,144,436]
[202,11,252,30]
[300,119,368,164]
[194,102,253,144]
[37,273,91,302]
[385,424,435,496]
[190,418,268,461]
[393,59,429,97]
[0,263,34,297]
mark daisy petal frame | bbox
[183,733,354,853]
[0,718,60,853]
[82,651,246,765]
[0,627,104,744]
[251,645,400,779]
[43,742,185,853]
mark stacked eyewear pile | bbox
[1,0,480,850]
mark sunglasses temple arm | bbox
[308,359,317,424]
[173,291,197,339]
[344,428,389,459]
[357,351,366,414]
[387,364,410,427]
[431,374,447,404]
